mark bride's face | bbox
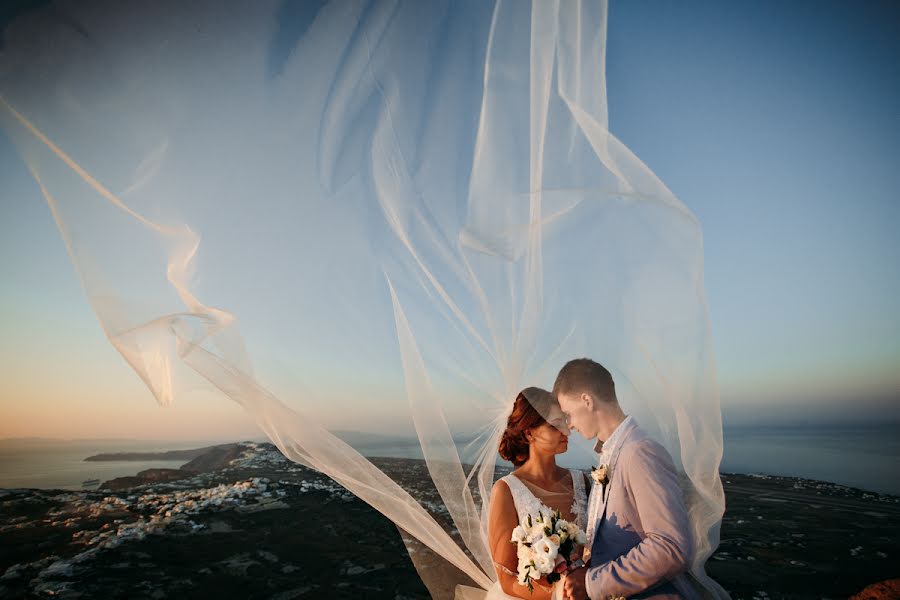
[527,404,570,455]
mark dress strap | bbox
[569,469,588,529]
[502,473,546,523]
[501,474,529,509]
[570,468,586,498]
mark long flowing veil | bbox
[0,1,727,597]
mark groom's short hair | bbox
[553,358,616,402]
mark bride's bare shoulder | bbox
[490,479,515,517]
[492,477,512,495]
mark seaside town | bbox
[1,442,897,599]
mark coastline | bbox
[2,437,897,498]
[1,443,897,599]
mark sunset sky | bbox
[1,0,898,441]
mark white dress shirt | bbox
[594,414,633,467]
[585,415,633,551]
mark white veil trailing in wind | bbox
[1,0,727,597]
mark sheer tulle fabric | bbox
[0,1,726,597]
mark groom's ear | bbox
[582,392,593,411]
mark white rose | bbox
[517,543,532,562]
[511,525,528,544]
[555,519,570,533]
[534,536,559,562]
[534,552,555,574]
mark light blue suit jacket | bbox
[586,421,700,600]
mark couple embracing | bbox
[487,359,700,600]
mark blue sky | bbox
[605,0,900,422]
[1,1,898,439]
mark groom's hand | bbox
[563,565,588,600]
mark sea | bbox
[0,438,223,491]
[1,424,898,495]
[720,424,900,496]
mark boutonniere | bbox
[591,464,610,500]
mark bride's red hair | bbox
[498,387,554,466]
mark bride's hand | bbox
[570,543,585,562]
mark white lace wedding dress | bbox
[485,470,589,600]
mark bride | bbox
[486,387,590,600]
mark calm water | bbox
[720,424,900,495]
[357,426,900,495]
[0,439,225,490]
[2,425,898,495]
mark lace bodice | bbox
[501,469,588,531]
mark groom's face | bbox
[556,391,596,440]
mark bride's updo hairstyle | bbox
[499,387,556,466]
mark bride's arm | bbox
[488,480,553,600]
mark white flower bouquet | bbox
[510,508,587,592]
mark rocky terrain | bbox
[83,446,226,463]
[1,443,897,599]
[95,444,245,491]
[710,473,899,599]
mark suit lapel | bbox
[597,421,637,525]
[585,474,603,557]
[597,474,610,524]
[587,421,639,560]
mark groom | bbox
[553,358,699,600]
